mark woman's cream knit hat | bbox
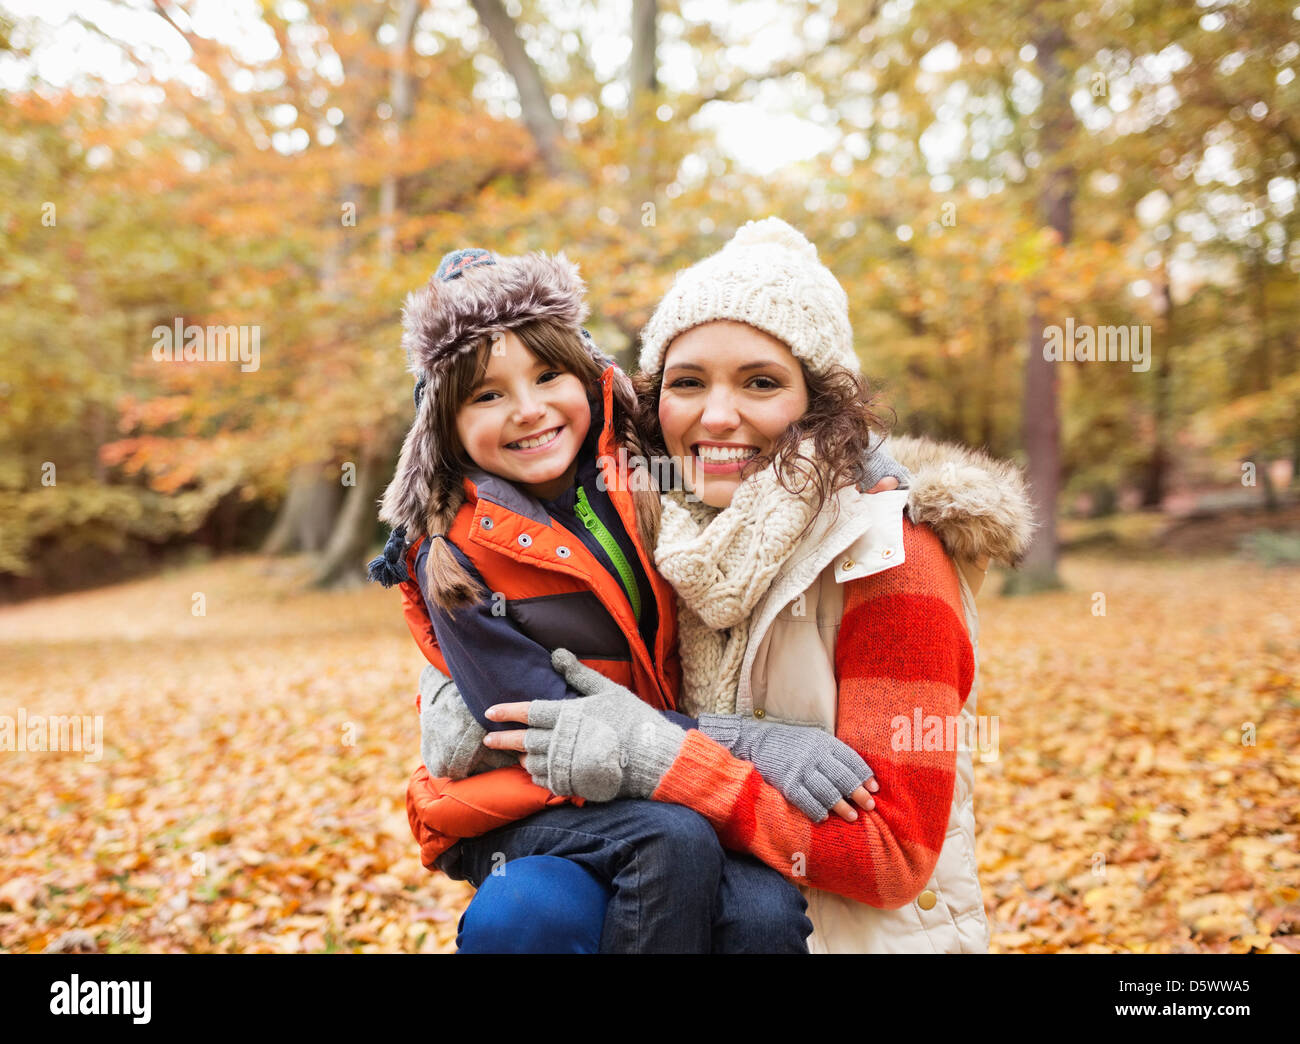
[638,216,860,378]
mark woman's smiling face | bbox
[657,320,809,508]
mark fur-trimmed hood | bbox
[890,435,1035,567]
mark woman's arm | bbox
[649,520,974,908]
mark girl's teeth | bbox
[510,427,561,450]
[697,446,757,462]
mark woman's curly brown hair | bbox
[633,355,896,536]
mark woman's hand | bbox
[865,476,900,493]
[697,714,879,823]
[483,650,688,800]
[485,695,626,801]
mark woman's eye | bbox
[748,376,780,390]
[667,378,702,389]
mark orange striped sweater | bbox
[651,520,974,909]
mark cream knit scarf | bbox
[654,442,822,717]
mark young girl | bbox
[369,246,905,952]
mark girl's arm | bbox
[649,519,972,909]
[422,540,588,731]
[406,537,584,850]
[419,537,695,734]
[419,663,517,779]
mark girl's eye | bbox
[471,390,500,404]
[538,370,562,383]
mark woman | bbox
[413,218,1033,952]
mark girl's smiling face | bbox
[657,320,809,508]
[455,329,591,500]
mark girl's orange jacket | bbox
[400,367,682,870]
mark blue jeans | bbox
[439,798,812,953]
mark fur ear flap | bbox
[379,403,440,536]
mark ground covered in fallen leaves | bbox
[1,552,1296,953]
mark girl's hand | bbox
[478,703,532,771]
[865,476,900,493]
[481,702,531,750]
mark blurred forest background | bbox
[2,0,1299,956]
[1,0,1298,598]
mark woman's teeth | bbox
[695,445,758,463]
[508,427,561,450]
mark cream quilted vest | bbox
[737,487,992,954]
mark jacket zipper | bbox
[574,485,642,622]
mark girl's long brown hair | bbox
[425,318,662,612]
[633,351,896,538]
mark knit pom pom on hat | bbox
[729,215,820,257]
[637,216,860,380]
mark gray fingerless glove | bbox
[861,434,911,491]
[524,702,625,801]
[524,649,688,800]
[697,713,874,822]
[419,664,515,780]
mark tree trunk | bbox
[1257,450,1280,512]
[313,452,390,587]
[1007,306,1064,593]
[1292,422,1300,493]
[316,0,418,588]
[1005,23,1074,594]
[262,466,342,554]
[630,0,660,223]
[980,291,999,450]
[379,0,421,267]
[630,0,658,95]
[469,0,567,176]
[1141,258,1174,508]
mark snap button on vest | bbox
[917,889,937,910]
[841,560,855,571]
[517,533,532,547]
[556,545,571,558]
[480,517,493,529]
[753,708,765,719]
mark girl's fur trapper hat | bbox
[369,247,612,587]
